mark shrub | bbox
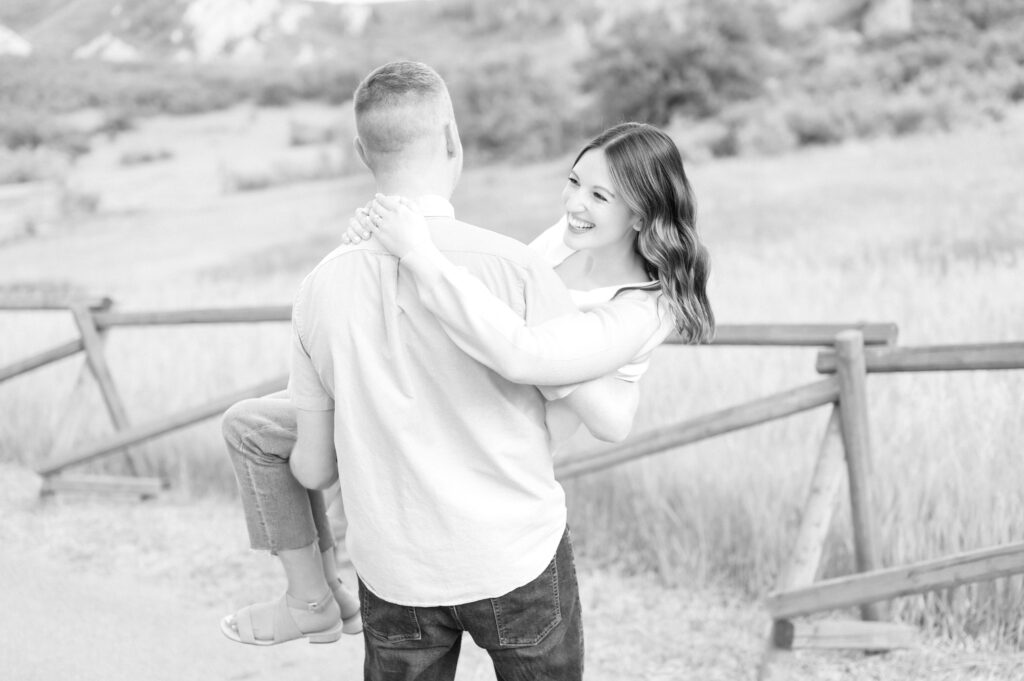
[582,0,788,126]
[221,150,349,193]
[0,148,69,184]
[296,64,363,104]
[289,120,339,147]
[0,110,90,158]
[785,103,848,147]
[95,110,136,140]
[119,149,174,166]
[885,92,935,135]
[728,106,798,156]
[445,54,591,162]
[255,80,298,108]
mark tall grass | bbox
[562,120,1024,647]
[2,112,1023,647]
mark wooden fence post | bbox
[758,407,848,679]
[776,407,847,590]
[834,330,885,621]
[68,302,138,476]
[45,361,97,463]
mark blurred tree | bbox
[582,1,786,126]
[446,53,590,161]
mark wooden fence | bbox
[3,295,1024,674]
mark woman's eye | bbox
[567,176,579,186]
[593,192,607,202]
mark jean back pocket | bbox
[359,581,422,643]
[489,556,562,647]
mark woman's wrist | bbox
[399,241,447,286]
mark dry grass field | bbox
[1,100,1023,673]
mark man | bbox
[228,60,585,679]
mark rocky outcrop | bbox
[0,23,32,57]
[777,0,912,37]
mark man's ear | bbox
[443,122,459,159]
[354,137,370,170]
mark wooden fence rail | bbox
[816,342,1024,373]
[2,299,894,487]
[676,322,898,347]
[37,375,288,476]
[0,338,83,384]
[91,305,293,328]
[555,377,840,480]
[766,542,1024,620]
[0,296,110,311]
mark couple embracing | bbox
[219,60,714,680]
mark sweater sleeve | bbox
[400,242,663,386]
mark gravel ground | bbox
[2,464,1022,681]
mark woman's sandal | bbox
[332,578,363,635]
[220,589,343,646]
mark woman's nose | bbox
[564,191,585,213]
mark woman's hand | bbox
[341,199,376,246]
[342,194,434,260]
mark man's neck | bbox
[374,170,453,200]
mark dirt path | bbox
[2,465,1023,681]
[0,552,366,681]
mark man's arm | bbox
[287,305,338,490]
[291,409,338,489]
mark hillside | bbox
[1,1,1021,162]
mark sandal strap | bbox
[285,588,334,614]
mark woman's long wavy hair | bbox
[574,122,714,343]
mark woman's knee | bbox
[222,395,298,462]
[221,398,263,449]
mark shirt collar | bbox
[414,194,455,219]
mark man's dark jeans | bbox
[358,526,584,681]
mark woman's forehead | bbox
[573,149,615,188]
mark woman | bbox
[331,122,713,454]
[223,122,713,646]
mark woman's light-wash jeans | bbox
[222,390,345,554]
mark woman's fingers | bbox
[373,194,402,212]
[354,210,378,236]
[345,194,414,248]
[345,218,367,244]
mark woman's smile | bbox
[566,215,595,233]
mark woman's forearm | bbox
[561,376,640,443]
[400,244,661,386]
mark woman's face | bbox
[560,149,638,253]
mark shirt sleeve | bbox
[610,304,676,382]
[400,243,665,387]
[287,296,334,412]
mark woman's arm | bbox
[355,196,664,386]
[560,376,640,443]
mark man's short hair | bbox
[353,61,453,158]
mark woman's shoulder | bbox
[617,288,676,335]
[527,218,574,267]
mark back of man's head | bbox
[353,61,458,175]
